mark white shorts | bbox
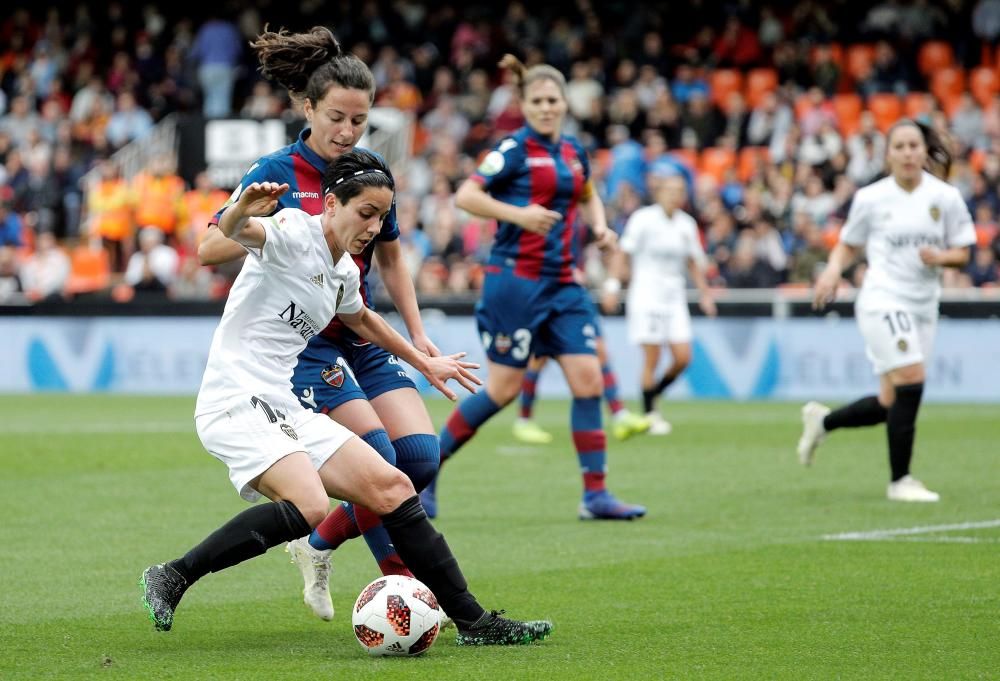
[856,307,937,375]
[196,392,356,502]
[627,301,692,346]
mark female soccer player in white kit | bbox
[140,150,552,646]
[799,120,975,502]
[603,169,716,434]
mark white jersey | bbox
[840,171,974,316]
[196,208,363,416]
[620,204,706,305]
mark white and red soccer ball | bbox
[351,575,442,656]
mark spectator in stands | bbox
[189,14,243,118]
[181,171,229,249]
[724,234,782,288]
[605,124,647,202]
[130,155,185,241]
[950,93,988,152]
[670,63,709,105]
[170,254,215,300]
[124,226,179,294]
[85,159,132,272]
[681,90,723,150]
[0,245,23,301]
[967,244,999,286]
[240,80,283,119]
[566,61,604,124]
[0,95,41,143]
[21,230,69,302]
[788,219,829,284]
[792,173,837,226]
[0,189,23,247]
[104,90,154,149]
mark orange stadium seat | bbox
[917,40,955,76]
[594,147,612,174]
[832,93,863,136]
[845,44,876,81]
[744,68,778,108]
[969,148,988,173]
[904,91,935,118]
[737,146,769,182]
[930,66,966,103]
[867,93,902,133]
[670,148,699,172]
[976,224,997,248]
[969,66,999,108]
[709,69,744,110]
[698,147,736,184]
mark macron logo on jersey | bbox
[292,191,320,199]
[279,301,320,341]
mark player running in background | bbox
[141,151,551,646]
[601,168,716,435]
[799,119,974,502]
[198,27,442,622]
[513,215,649,445]
[420,54,645,521]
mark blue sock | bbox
[520,369,541,419]
[439,391,501,463]
[571,397,608,501]
[393,433,440,492]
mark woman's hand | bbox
[592,227,618,251]
[812,267,842,310]
[517,204,562,234]
[699,294,718,317]
[421,352,482,401]
[236,182,289,217]
[918,247,942,266]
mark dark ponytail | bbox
[251,26,375,105]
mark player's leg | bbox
[141,396,345,632]
[596,333,649,441]
[548,284,645,520]
[316,435,552,645]
[513,354,554,444]
[429,270,541,513]
[288,339,410,617]
[884,361,935,501]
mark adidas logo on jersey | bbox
[309,273,324,287]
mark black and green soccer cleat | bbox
[140,563,188,632]
[455,609,553,646]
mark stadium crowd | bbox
[1,0,1000,304]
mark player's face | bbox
[653,176,686,211]
[886,125,927,187]
[304,86,371,162]
[327,185,394,255]
[521,79,567,141]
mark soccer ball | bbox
[351,575,442,656]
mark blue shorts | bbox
[475,267,599,368]
[290,334,416,413]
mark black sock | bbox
[886,383,924,482]
[642,388,657,414]
[655,373,677,395]
[170,500,311,584]
[380,495,485,627]
[822,395,888,432]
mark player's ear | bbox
[303,98,314,124]
[324,191,337,216]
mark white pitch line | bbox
[0,422,192,435]
[823,519,1000,542]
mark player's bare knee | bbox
[292,493,331,528]
[368,468,416,515]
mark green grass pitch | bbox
[1,395,997,680]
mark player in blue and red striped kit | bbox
[199,27,441,623]
[421,54,646,521]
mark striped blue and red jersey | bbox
[472,126,591,283]
[212,128,398,343]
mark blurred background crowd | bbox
[2,0,1000,304]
